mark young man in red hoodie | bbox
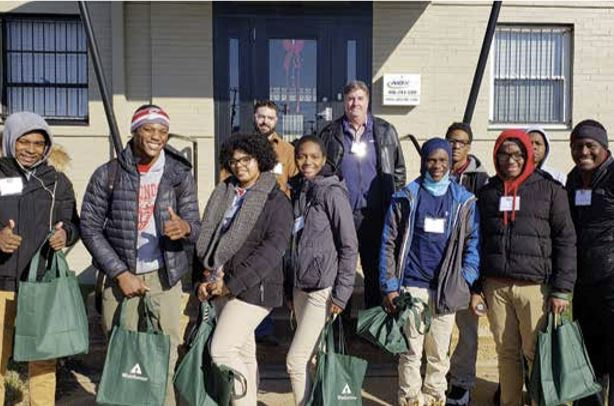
[471,130,576,406]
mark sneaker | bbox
[445,386,470,406]
[424,394,445,406]
[398,397,420,406]
[426,398,445,406]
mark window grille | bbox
[3,17,88,122]
[492,26,571,125]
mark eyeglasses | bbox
[228,156,254,167]
[446,139,470,147]
[496,152,525,162]
[15,138,46,150]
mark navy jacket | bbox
[80,142,201,287]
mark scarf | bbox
[196,171,278,272]
[423,172,450,196]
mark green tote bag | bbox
[96,297,170,406]
[529,313,601,406]
[173,301,246,406]
[356,292,431,355]
[13,243,89,362]
[307,317,368,406]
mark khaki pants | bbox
[286,287,332,406]
[0,291,56,406]
[210,296,271,406]
[448,307,479,390]
[102,270,182,406]
[483,279,547,406]
[398,286,456,402]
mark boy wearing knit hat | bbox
[566,119,614,406]
[380,138,480,406]
[472,129,576,406]
[80,105,201,405]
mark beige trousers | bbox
[210,296,271,406]
[0,290,56,406]
[398,286,456,402]
[102,270,183,406]
[483,278,547,406]
[286,287,332,406]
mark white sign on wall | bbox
[382,74,421,106]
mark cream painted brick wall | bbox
[373,1,614,180]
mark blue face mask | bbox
[423,171,450,196]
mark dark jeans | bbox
[353,208,384,310]
[573,276,614,406]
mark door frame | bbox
[212,2,373,173]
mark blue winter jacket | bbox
[379,178,480,314]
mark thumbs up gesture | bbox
[49,221,67,251]
[163,207,191,241]
[0,219,22,253]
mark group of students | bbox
[0,79,612,406]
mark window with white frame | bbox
[491,25,571,125]
[3,16,88,123]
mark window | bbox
[491,25,571,125]
[3,16,88,123]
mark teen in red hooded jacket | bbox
[471,129,576,406]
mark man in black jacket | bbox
[0,111,80,405]
[472,129,576,406]
[318,80,406,309]
[80,105,200,406]
[566,119,614,406]
[444,122,489,405]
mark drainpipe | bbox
[463,1,502,125]
[78,1,123,157]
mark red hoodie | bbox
[493,129,535,224]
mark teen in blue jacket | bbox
[379,138,480,406]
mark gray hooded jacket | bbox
[527,126,567,186]
[287,174,358,308]
[0,112,79,290]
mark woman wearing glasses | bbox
[195,132,293,406]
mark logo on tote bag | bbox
[337,384,357,401]
[122,363,148,382]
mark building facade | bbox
[0,1,612,277]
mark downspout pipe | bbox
[78,1,123,157]
[463,1,502,125]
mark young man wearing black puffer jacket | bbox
[472,129,576,406]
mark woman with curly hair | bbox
[195,132,293,405]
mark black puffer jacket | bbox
[0,159,79,291]
[80,142,201,287]
[567,156,614,286]
[318,116,406,215]
[478,172,577,292]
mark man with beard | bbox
[222,100,297,197]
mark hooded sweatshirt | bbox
[0,112,79,290]
[527,126,567,185]
[2,111,53,171]
[493,129,535,224]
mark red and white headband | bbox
[130,107,170,133]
